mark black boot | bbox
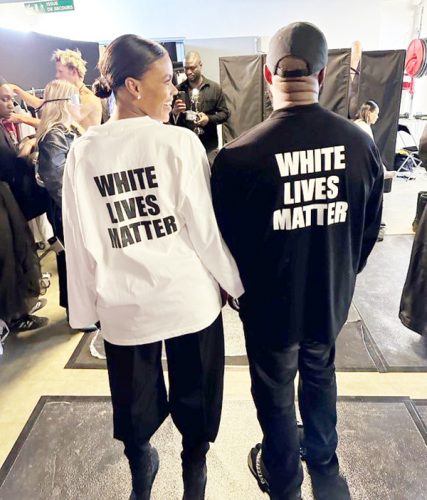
[125,442,159,500]
[181,442,209,500]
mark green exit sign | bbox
[25,0,74,13]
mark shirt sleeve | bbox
[37,130,69,207]
[62,145,99,326]
[206,86,230,126]
[179,136,244,298]
[358,145,384,273]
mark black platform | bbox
[353,235,427,372]
[1,396,426,499]
[65,317,376,372]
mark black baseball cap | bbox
[266,22,328,78]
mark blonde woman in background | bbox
[36,79,94,329]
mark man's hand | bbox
[172,99,186,116]
[9,112,23,124]
[227,296,240,312]
[17,137,36,158]
[8,83,19,94]
[9,113,40,129]
[195,112,209,127]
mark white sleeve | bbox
[179,138,244,298]
[62,146,99,327]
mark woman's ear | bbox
[124,77,142,100]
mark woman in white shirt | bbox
[354,100,395,182]
[354,100,395,241]
[62,35,243,500]
[353,100,379,140]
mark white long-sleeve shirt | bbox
[62,116,243,346]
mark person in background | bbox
[63,34,243,500]
[0,77,49,223]
[0,180,48,333]
[35,79,94,331]
[400,203,427,336]
[171,51,229,164]
[212,22,383,499]
[9,48,102,130]
[354,100,395,241]
[0,78,47,332]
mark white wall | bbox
[0,0,417,47]
[186,37,259,82]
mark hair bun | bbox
[92,76,112,98]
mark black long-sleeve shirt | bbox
[0,123,48,221]
[212,103,383,346]
[171,77,230,153]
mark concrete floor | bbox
[1,169,427,498]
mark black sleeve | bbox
[357,146,384,273]
[37,130,69,207]
[211,149,239,255]
[0,146,16,184]
[207,86,230,126]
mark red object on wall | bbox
[402,76,415,95]
[405,39,427,78]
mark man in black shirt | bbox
[212,22,383,499]
[171,51,229,162]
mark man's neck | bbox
[271,77,319,110]
[189,76,203,89]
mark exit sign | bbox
[25,0,74,13]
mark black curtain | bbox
[357,50,406,169]
[219,48,405,159]
[220,54,265,144]
[0,27,100,89]
[319,48,351,118]
[220,50,352,144]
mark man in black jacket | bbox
[212,22,383,499]
[171,51,229,162]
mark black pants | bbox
[46,200,67,309]
[104,314,224,455]
[243,319,337,496]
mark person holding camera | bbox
[171,51,229,163]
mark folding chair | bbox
[395,124,423,180]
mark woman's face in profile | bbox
[138,54,177,122]
[369,107,379,125]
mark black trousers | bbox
[46,200,67,309]
[242,317,338,497]
[104,314,224,454]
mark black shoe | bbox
[129,446,159,500]
[308,469,350,500]
[248,444,270,495]
[10,314,48,333]
[249,444,303,499]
